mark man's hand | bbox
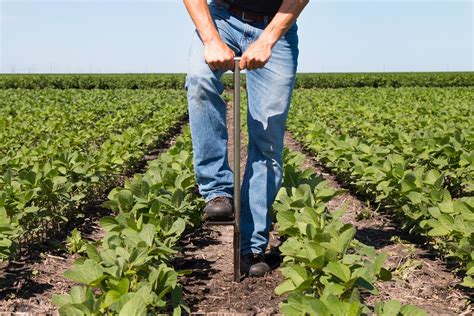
[183,0,235,71]
[205,38,235,71]
[240,39,272,70]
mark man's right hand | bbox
[204,38,235,72]
[184,0,235,71]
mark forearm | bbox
[183,0,235,70]
[183,0,221,44]
[259,0,309,48]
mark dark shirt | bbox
[228,0,283,15]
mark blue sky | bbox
[0,0,472,73]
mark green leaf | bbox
[113,278,130,295]
[438,201,454,213]
[379,268,392,281]
[119,292,147,316]
[279,293,328,315]
[285,265,309,285]
[52,294,72,308]
[138,224,156,247]
[117,190,134,213]
[461,276,474,288]
[399,304,428,316]
[377,300,401,316]
[58,305,88,316]
[427,225,450,237]
[100,216,120,232]
[325,262,351,283]
[130,178,149,199]
[275,279,296,295]
[407,191,423,204]
[86,244,101,262]
[64,259,104,285]
[103,290,122,309]
[335,226,356,253]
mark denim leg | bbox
[185,6,241,203]
[240,23,299,255]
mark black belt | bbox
[215,0,275,24]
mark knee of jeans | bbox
[249,118,285,161]
[253,131,284,162]
[185,71,223,101]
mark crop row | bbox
[291,88,473,195]
[54,131,202,315]
[1,72,473,90]
[0,89,186,167]
[0,89,188,260]
[274,149,426,315]
[287,87,474,287]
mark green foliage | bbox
[0,72,473,90]
[0,89,188,260]
[66,228,87,255]
[54,131,202,315]
[275,150,421,314]
[294,72,474,89]
[375,301,427,316]
[287,87,474,286]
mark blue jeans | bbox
[185,2,299,255]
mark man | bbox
[184,0,308,277]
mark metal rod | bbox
[233,57,241,282]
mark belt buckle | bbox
[241,11,254,23]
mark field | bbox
[0,73,472,315]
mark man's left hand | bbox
[240,39,272,70]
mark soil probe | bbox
[207,57,242,283]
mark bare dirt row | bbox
[175,103,284,314]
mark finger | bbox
[216,60,226,71]
[208,62,216,71]
[255,60,265,69]
[227,58,234,71]
[210,59,223,71]
[205,59,213,70]
[248,59,257,70]
[239,57,247,70]
[223,58,232,71]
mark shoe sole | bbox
[206,220,235,226]
[203,212,235,222]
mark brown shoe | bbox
[203,196,234,222]
[240,253,271,277]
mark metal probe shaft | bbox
[233,57,241,282]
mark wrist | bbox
[259,29,281,48]
[202,33,222,46]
